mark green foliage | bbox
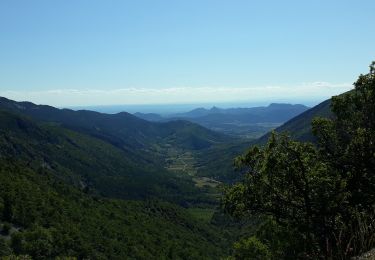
[224,63,375,259]
[251,218,300,259]
[0,238,11,256]
[233,236,271,260]
[224,133,340,257]
[18,227,54,259]
[0,160,229,259]
[186,207,215,223]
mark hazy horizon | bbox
[0,90,326,114]
[0,82,352,108]
[67,99,319,115]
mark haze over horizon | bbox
[1,0,374,106]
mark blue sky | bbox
[0,0,374,106]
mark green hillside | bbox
[0,97,245,199]
[0,159,230,259]
[0,109,217,205]
[0,97,231,154]
[0,107,242,259]
[255,99,332,144]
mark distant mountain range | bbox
[134,103,310,138]
[255,99,332,144]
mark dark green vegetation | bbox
[223,63,375,259]
[0,97,248,258]
[0,106,241,258]
[194,141,252,183]
[135,103,309,139]
[0,160,229,259]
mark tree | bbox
[223,62,375,259]
[312,61,375,211]
[224,133,346,258]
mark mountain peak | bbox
[210,106,221,112]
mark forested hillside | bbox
[0,97,231,153]
[0,110,211,203]
[0,107,241,258]
[0,159,230,259]
[0,97,240,200]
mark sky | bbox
[0,0,374,107]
